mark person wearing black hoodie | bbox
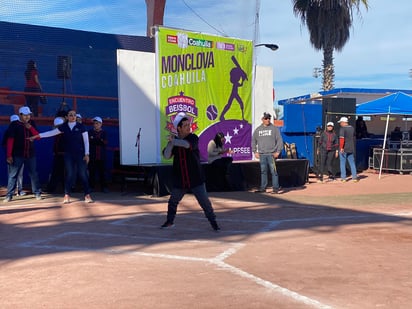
[160,112,220,231]
[317,122,339,182]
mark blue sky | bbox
[2,0,412,105]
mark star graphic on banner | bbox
[224,132,233,144]
[239,123,244,129]
[233,127,239,135]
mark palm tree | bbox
[293,0,368,91]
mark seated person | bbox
[355,116,369,139]
[390,126,402,141]
[207,132,233,191]
[402,131,410,141]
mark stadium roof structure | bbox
[278,88,412,105]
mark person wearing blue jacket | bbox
[31,110,93,204]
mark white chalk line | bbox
[13,230,332,308]
[10,210,412,308]
[212,260,332,309]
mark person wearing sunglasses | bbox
[252,112,284,194]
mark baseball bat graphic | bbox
[231,55,248,81]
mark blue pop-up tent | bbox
[356,91,412,177]
[356,92,412,115]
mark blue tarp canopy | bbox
[356,92,412,115]
[356,91,412,178]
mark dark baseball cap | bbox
[263,112,271,119]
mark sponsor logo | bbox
[188,38,213,48]
[167,35,177,44]
[165,92,198,133]
[216,42,235,51]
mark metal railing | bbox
[0,89,118,126]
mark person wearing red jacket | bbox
[3,106,42,203]
[24,60,43,117]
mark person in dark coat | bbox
[317,122,339,182]
[338,116,358,182]
[3,106,42,202]
[160,112,220,231]
[355,116,369,139]
[88,116,109,193]
[2,114,25,196]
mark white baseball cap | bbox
[53,117,65,126]
[173,112,187,129]
[92,116,103,123]
[10,114,19,122]
[19,106,32,115]
[326,122,334,127]
[337,117,349,123]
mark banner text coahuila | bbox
[161,70,206,88]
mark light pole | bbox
[253,43,279,121]
[254,43,279,51]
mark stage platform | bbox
[113,159,309,197]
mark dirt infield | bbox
[1,170,412,308]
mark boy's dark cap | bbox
[263,112,271,119]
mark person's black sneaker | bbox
[160,221,174,229]
[210,220,220,231]
[271,187,282,194]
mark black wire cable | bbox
[181,0,228,36]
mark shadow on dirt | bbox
[1,186,411,263]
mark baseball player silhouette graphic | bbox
[220,55,248,121]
